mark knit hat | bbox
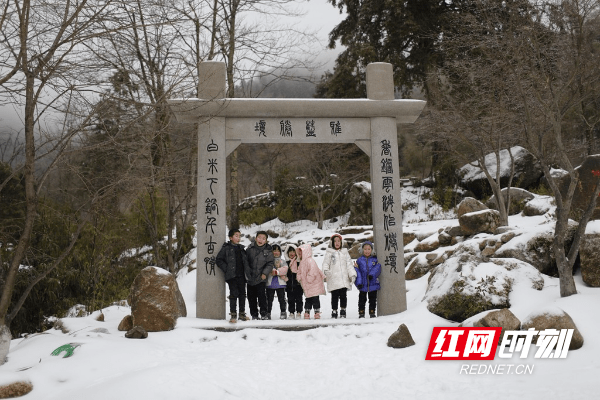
[359,241,376,256]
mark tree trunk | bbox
[0,73,38,364]
[0,323,10,365]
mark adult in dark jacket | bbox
[216,229,251,323]
[245,231,274,319]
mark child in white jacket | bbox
[322,234,356,318]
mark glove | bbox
[368,275,373,280]
[357,284,363,289]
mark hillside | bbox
[1,187,599,399]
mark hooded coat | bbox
[284,245,301,291]
[245,241,274,286]
[297,244,326,298]
[322,234,356,292]
[354,241,382,292]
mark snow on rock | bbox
[458,146,543,197]
[2,210,600,399]
[424,241,544,322]
[522,195,555,216]
[459,146,535,182]
[493,219,578,277]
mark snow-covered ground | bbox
[1,208,599,400]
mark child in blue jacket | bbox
[354,241,381,318]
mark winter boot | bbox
[229,312,237,323]
[280,312,287,320]
[304,310,311,319]
[238,312,250,321]
[340,308,346,318]
[252,314,259,320]
[358,310,365,319]
[296,312,303,319]
[369,310,376,318]
[331,310,338,319]
[314,309,321,319]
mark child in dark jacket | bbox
[266,244,288,319]
[285,245,304,319]
[245,231,274,320]
[216,229,251,323]
[354,241,381,318]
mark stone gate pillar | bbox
[196,62,227,319]
[367,63,407,315]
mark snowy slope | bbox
[1,211,599,400]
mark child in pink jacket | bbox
[297,243,326,319]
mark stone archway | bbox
[168,61,425,319]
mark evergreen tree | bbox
[318,0,453,100]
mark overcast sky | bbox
[0,1,346,135]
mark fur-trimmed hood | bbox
[329,233,347,249]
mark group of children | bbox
[216,229,382,323]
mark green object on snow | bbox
[51,343,81,358]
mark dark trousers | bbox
[305,296,321,311]
[330,288,348,310]
[286,286,304,313]
[359,290,378,312]
[226,276,246,314]
[266,288,286,314]
[247,282,267,317]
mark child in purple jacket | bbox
[354,241,381,318]
[266,244,288,319]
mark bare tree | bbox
[430,0,600,297]
[0,0,123,364]
[287,144,368,229]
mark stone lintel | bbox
[168,98,426,123]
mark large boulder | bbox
[521,307,584,351]
[458,146,543,198]
[459,209,501,235]
[579,233,600,287]
[557,155,600,220]
[128,266,187,332]
[486,188,535,216]
[457,197,488,218]
[425,242,544,322]
[493,221,578,277]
